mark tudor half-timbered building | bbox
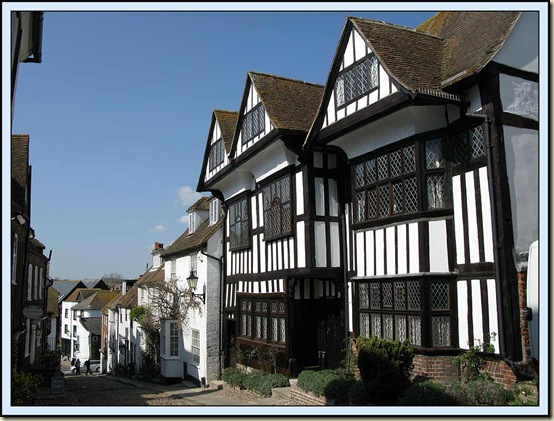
[198,73,353,376]
[305,12,539,384]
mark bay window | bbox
[239,295,286,344]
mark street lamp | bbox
[186,271,205,304]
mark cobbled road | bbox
[57,375,196,406]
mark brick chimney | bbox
[151,242,164,269]
[153,242,164,251]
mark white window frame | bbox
[11,234,18,285]
[189,212,196,234]
[160,319,180,359]
[210,198,220,225]
[190,252,197,275]
[39,267,43,299]
[27,264,33,301]
[191,329,200,364]
[34,266,38,299]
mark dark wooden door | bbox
[224,319,236,368]
[317,298,343,369]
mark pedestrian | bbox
[75,358,81,375]
[84,359,92,375]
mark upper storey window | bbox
[242,103,265,144]
[209,138,225,171]
[229,197,250,250]
[263,175,292,241]
[353,138,448,224]
[335,55,379,108]
[451,125,486,169]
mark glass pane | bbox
[355,191,366,223]
[431,282,449,310]
[407,281,420,310]
[282,203,292,234]
[453,131,468,165]
[241,314,247,336]
[368,188,377,219]
[378,184,389,218]
[279,318,286,342]
[377,155,388,180]
[427,174,445,209]
[405,177,418,213]
[247,315,251,336]
[370,283,380,309]
[383,314,394,340]
[281,177,291,202]
[262,302,268,312]
[404,145,416,173]
[272,317,278,341]
[357,59,369,95]
[278,302,285,314]
[432,316,451,346]
[335,75,345,107]
[425,139,443,169]
[383,283,393,308]
[359,283,369,309]
[369,56,379,88]
[360,313,370,338]
[390,150,402,177]
[355,163,365,188]
[395,315,407,342]
[394,282,406,310]
[345,68,356,101]
[366,159,376,184]
[255,302,261,312]
[371,313,382,338]
[470,126,485,159]
[409,315,421,346]
[262,317,268,340]
[256,316,261,338]
[392,181,403,214]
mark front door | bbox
[317,298,344,369]
[224,319,236,368]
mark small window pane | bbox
[427,174,445,209]
[425,139,443,169]
[355,163,365,188]
[355,191,366,223]
[432,316,451,346]
[271,317,278,341]
[366,159,376,184]
[470,126,486,159]
[383,314,394,340]
[394,282,406,310]
[367,188,377,219]
[431,282,449,310]
[395,315,407,342]
[371,313,382,338]
[360,313,370,338]
[335,75,345,107]
[453,131,468,166]
[377,155,388,180]
[392,181,403,214]
[279,318,286,342]
[407,281,420,310]
[404,145,416,173]
[359,283,369,309]
[369,56,379,88]
[370,283,380,309]
[390,150,402,177]
[409,315,421,346]
[378,185,389,218]
[405,177,418,213]
[382,283,393,308]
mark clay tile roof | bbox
[79,317,102,335]
[249,71,324,132]
[117,285,138,309]
[416,11,521,87]
[350,17,444,91]
[47,287,60,317]
[65,288,102,303]
[102,291,122,314]
[11,134,30,213]
[135,265,165,287]
[72,290,120,311]
[29,237,46,250]
[161,219,223,259]
[214,110,239,153]
[187,196,211,212]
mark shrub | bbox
[356,336,414,405]
[12,370,43,405]
[396,380,458,406]
[452,333,496,383]
[324,378,356,404]
[297,369,343,397]
[347,380,369,406]
[509,381,539,406]
[222,367,247,389]
[445,379,513,406]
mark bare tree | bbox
[102,272,123,279]
[147,277,202,327]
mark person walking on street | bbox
[75,358,81,375]
[84,359,92,375]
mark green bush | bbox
[222,367,247,389]
[445,379,513,406]
[347,380,369,406]
[324,378,356,404]
[12,370,43,405]
[297,369,344,397]
[356,336,414,405]
[397,380,458,406]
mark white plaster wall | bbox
[314,221,327,267]
[503,126,539,254]
[428,220,449,273]
[500,74,538,121]
[493,12,539,73]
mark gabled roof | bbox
[135,265,165,287]
[65,288,102,303]
[79,317,102,335]
[11,134,30,215]
[187,196,211,213]
[196,110,238,193]
[102,291,122,315]
[117,284,138,309]
[83,279,109,290]
[416,11,521,87]
[29,237,46,250]
[52,280,87,301]
[160,219,223,259]
[72,290,120,311]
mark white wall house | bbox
[158,196,223,386]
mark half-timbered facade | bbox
[198,72,354,376]
[305,12,539,383]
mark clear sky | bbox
[8,5,443,281]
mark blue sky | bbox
[8,6,444,280]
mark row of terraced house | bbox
[70,11,541,388]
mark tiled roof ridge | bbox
[187,196,211,212]
[350,16,445,41]
[248,70,324,89]
[214,109,238,115]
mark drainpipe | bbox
[484,117,506,357]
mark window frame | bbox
[209,198,220,225]
[356,277,454,349]
[191,329,201,364]
[241,103,266,144]
[228,195,251,251]
[238,294,286,345]
[208,138,225,171]
[262,174,294,242]
[335,54,379,110]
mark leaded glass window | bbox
[452,125,486,168]
[240,295,285,344]
[263,175,292,240]
[334,54,379,108]
[229,198,250,250]
[242,103,265,144]
[359,283,369,309]
[432,316,450,347]
[209,138,225,171]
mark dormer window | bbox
[210,198,220,225]
[335,54,379,108]
[189,213,196,234]
[209,138,225,171]
[242,103,265,144]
